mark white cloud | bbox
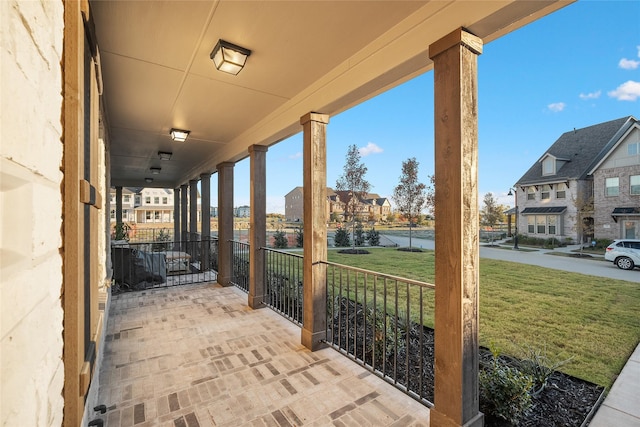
[359,142,383,157]
[288,151,302,159]
[579,90,601,100]
[619,58,640,70]
[608,80,640,101]
[547,102,566,112]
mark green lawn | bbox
[326,248,640,388]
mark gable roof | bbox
[516,116,635,186]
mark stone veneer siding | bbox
[1,1,65,426]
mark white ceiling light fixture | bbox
[150,167,161,174]
[170,128,190,142]
[210,39,252,75]
[144,177,154,183]
[158,151,172,161]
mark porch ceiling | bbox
[92,0,573,189]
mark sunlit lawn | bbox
[326,247,640,388]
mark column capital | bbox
[180,183,189,189]
[200,172,212,179]
[189,178,198,184]
[300,112,329,126]
[216,161,235,170]
[249,145,268,154]
[429,27,483,59]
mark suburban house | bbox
[1,1,578,427]
[285,186,392,222]
[513,116,639,243]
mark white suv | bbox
[605,239,640,270]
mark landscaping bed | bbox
[329,297,605,427]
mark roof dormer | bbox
[539,154,569,176]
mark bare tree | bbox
[336,144,371,250]
[480,192,502,245]
[393,158,427,249]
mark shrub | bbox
[517,344,573,396]
[334,226,351,247]
[367,228,380,246]
[480,346,534,425]
[273,229,288,248]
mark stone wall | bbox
[0,1,65,426]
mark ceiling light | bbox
[150,167,161,174]
[210,39,251,75]
[170,128,190,142]
[158,151,172,161]
[145,177,153,183]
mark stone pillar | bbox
[189,179,198,239]
[173,187,181,249]
[300,112,329,351]
[181,183,188,251]
[429,28,483,427]
[200,173,211,271]
[115,186,123,226]
[217,162,234,286]
[249,145,268,309]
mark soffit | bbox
[91,0,573,188]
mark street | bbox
[380,234,640,283]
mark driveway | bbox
[380,234,640,283]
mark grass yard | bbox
[326,247,640,388]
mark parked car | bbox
[605,239,640,270]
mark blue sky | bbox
[215,0,640,214]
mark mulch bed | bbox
[329,297,605,426]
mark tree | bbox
[336,144,371,250]
[424,174,436,216]
[572,194,594,255]
[273,228,288,249]
[480,192,502,245]
[393,158,427,249]
[295,226,303,248]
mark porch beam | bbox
[301,112,329,351]
[429,28,483,427]
[217,162,234,287]
[249,145,268,309]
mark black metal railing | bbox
[263,248,304,325]
[230,240,250,292]
[324,261,436,407]
[111,239,217,294]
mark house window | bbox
[628,142,639,156]
[536,216,546,234]
[527,187,536,200]
[542,157,555,175]
[605,177,619,196]
[135,195,141,205]
[556,183,567,199]
[527,216,535,233]
[154,197,160,204]
[631,175,640,195]
[541,185,551,199]
[162,197,168,204]
[123,195,131,203]
[547,215,557,235]
[146,211,152,220]
[110,209,115,219]
[155,211,161,220]
[145,196,151,204]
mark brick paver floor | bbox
[96,282,431,426]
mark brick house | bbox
[514,116,639,242]
[285,186,391,222]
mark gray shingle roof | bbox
[516,116,635,185]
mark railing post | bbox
[300,112,329,350]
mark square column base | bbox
[301,328,327,351]
[430,410,483,427]
[248,295,265,309]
